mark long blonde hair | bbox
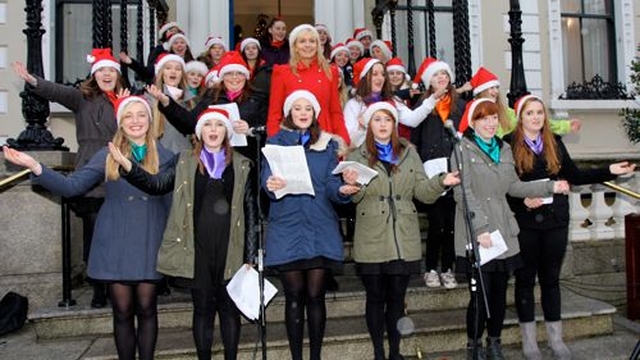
[152,62,191,138]
[288,28,333,80]
[106,104,161,181]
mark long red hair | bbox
[511,98,560,175]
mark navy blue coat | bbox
[34,146,175,281]
[261,130,350,266]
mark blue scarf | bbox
[473,135,500,164]
[524,133,544,155]
[199,147,227,179]
[299,131,311,147]
[130,142,147,162]
[375,141,398,164]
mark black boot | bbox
[90,283,107,308]
[157,276,171,296]
[467,338,486,360]
[485,337,505,360]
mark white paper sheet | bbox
[226,266,278,321]
[261,144,315,199]
[209,103,248,147]
[423,157,448,178]
[528,178,553,204]
[478,230,509,266]
[332,161,379,185]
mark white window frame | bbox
[548,0,637,111]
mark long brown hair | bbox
[288,28,333,80]
[152,62,191,138]
[79,73,125,98]
[511,98,560,175]
[193,132,233,175]
[105,103,160,181]
[421,71,459,115]
[282,111,321,146]
[364,109,403,172]
[355,63,394,103]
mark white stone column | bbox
[315,0,360,44]
[589,184,615,240]
[182,0,230,55]
[569,187,591,241]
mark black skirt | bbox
[356,259,422,276]
[271,256,342,273]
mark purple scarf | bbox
[199,148,227,179]
[524,133,544,155]
[363,91,382,105]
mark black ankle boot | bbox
[90,283,107,308]
[467,338,486,360]
[485,337,505,360]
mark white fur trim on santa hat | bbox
[204,36,227,51]
[185,61,208,76]
[466,98,495,129]
[386,64,406,74]
[514,94,542,121]
[346,39,364,54]
[155,54,185,76]
[288,24,318,49]
[421,61,454,86]
[370,40,392,61]
[116,96,153,126]
[158,22,180,39]
[354,29,373,41]
[91,59,121,75]
[240,37,261,52]
[330,45,349,60]
[163,33,191,51]
[362,101,398,128]
[473,79,500,96]
[360,58,381,80]
[195,106,235,140]
[283,90,321,117]
[218,64,250,79]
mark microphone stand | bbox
[252,130,268,360]
[449,132,490,359]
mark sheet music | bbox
[226,266,278,321]
[209,103,248,147]
[332,161,379,185]
[261,144,315,199]
[478,230,509,266]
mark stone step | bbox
[78,289,616,360]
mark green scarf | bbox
[130,142,147,162]
[473,135,500,164]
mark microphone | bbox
[247,126,267,137]
[443,119,462,142]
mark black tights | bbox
[109,282,158,360]
[279,268,328,360]
[360,274,410,360]
[465,271,509,340]
[190,287,241,360]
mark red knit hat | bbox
[370,40,392,61]
[217,51,250,79]
[459,98,495,132]
[413,57,453,86]
[195,106,236,140]
[513,94,542,121]
[330,43,349,60]
[353,58,381,87]
[154,53,185,76]
[86,48,121,75]
[114,96,152,125]
[353,28,373,42]
[470,66,500,96]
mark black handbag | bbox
[0,292,28,336]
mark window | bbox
[560,0,616,85]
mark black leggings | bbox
[279,268,328,360]
[190,286,241,360]
[360,274,410,360]
[109,282,158,360]
[425,196,456,272]
[465,270,509,340]
[515,227,568,322]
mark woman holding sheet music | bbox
[344,101,459,360]
[108,106,258,360]
[505,95,634,360]
[451,98,570,360]
[262,90,359,360]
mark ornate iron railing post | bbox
[372,0,386,40]
[136,0,144,64]
[148,1,156,49]
[7,0,66,150]
[507,0,528,107]
[427,0,436,58]
[389,1,398,57]
[92,0,104,48]
[452,0,471,87]
[104,0,113,48]
[406,0,415,75]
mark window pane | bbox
[582,18,610,81]
[434,0,452,7]
[561,16,583,85]
[434,11,454,71]
[584,0,611,15]
[61,4,93,84]
[561,0,581,13]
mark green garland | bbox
[621,49,640,143]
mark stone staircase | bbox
[29,273,616,360]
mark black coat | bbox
[411,97,467,162]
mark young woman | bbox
[151,53,196,154]
[239,37,271,95]
[353,28,373,57]
[260,17,289,66]
[262,90,359,360]
[505,95,635,360]
[266,24,350,144]
[346,38,365,65]
[369,40,393,64]
[329,42,353,93]
[315,23,333,60]
[410,57,466,290]
[199,35,227,69]
[184,60,208,99]
[386,57,421,139]
[451,98,569,359]
[346,101,459,360]
[4,96,174,360]
[11,49,124,308]
[108,106,258,360]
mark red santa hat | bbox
[114,96,152,126]
[345,38,365,54]
[413,57,454,86]
[330,42,349,60]
[195,106,235,140]
[288,24,318,49]
[352,58,381,87]
[362,101,398,128]
[217,51,250,79]
[240,37,261,52]
[204,35,227,51]
[459,98,495,132]
[514,94,542,121]
[386,57,406,74]
[370,40,393,61]
[470,66,501,96]
[86,48,121,75]
[163,33,191,51]
[154,53,185,76]
[283,90,321,117]
[185,61,208,76]
[353,28,373,42]
[158,22,181,40]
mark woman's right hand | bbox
[108,142,132,173]
[118,51,132,65]
[2,146,42,175]
[266,175,286,192]
[552,180,570,194]
[145,84,170,106]
[11,62,37,86]
[477,232,492,249]
[523,197,544,209]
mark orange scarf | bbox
[434,94,451,122]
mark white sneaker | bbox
[424,270,441,288]
[440,269,458,289]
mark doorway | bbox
[233,0,313,46]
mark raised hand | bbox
[553,180,570,194]
[11,62,37,86]
[609,161,636,176]
[118,51,132,65]
[569,119,582,134]
[145,84,170,106]
[107,142,132,172]
[2,146,42,175]
[116,88,131,99]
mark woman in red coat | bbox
[266,24,350,145]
